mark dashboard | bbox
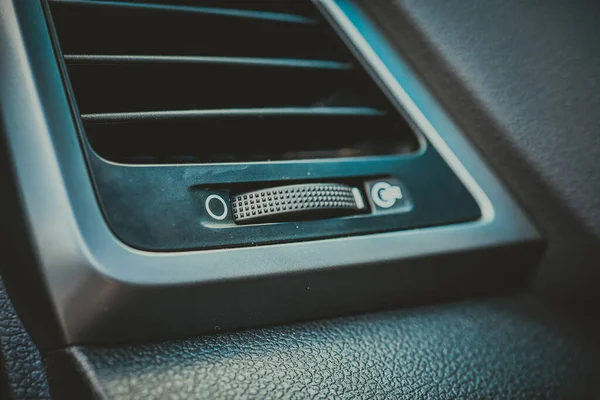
[1,0,599,399]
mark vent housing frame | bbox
[43,0,482,251]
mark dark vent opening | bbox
[49,0,340,59]
[47,0,420,165]
[85,111,416,164]
[65,58,383,113]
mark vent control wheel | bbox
[231,183,366,224]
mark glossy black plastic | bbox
[86,147,478,250]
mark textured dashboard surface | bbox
[0,279,50,399]
[52,296,600,400]
[360,0,600,305]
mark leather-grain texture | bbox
[51,296,600,400]
[0,279,50,399]
[360,0,600,306]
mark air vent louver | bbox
[47,0,419,164]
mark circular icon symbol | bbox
[371,182,403,209]
[205,194,228,220]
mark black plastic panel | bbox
[87,145,479,250]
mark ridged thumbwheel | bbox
[231,183,366,224]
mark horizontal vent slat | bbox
[49,0,317,24]
[81,107,385,123]
[79,0,320,17]
[63,55,353,70]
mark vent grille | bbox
[47,0,419,164]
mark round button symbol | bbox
[205,194,228,221]
[371,182,403,209]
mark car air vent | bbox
[46,0,420,164]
